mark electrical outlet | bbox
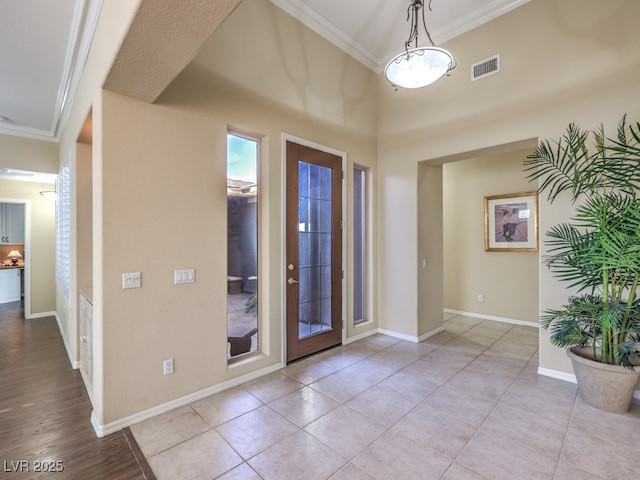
[163,358,174,375]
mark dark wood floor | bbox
[0,302,152,480]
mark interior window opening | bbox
[353,166,367,325]
[227,133,259,359]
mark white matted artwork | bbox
[484,192,538,252]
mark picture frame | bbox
[484,192,539,252]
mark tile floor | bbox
[130,315,640,480]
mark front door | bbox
[286,141,342,362]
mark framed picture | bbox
[484,192,538,252]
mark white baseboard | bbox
[91,362,284,438]
[537,366,577,384]
[377,326,445,344]
[54,312,79,369]
[444,309,539,327]
[418,326,445,342]
[345,328,379,344]
[29,311,56,319]
[378,328,420,343]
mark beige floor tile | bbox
[282,356,344,385]
[309,362,394,403]
[442,463,492,480]
[216,463,262,480]
[414,350,473,370]
[463,355,524,381]
[446,369,512,402]
[438,338,487,356]
[344,358,400,382]
[269,386,340,427]
[377,369,440,402]
[341,339,386,358]
[457,429,557,480]
[477,320,514,332]
[402,362,459,385]
[364,334,402,348]
[130,405,211,457]
[489,339,538,359]
[346,384,421,427]
[503,326,540,343]
[147,429,242,480]
[445,322,476,335]
[365,348,421,371]
[423,329,459,345]
[125,322,640,480]
[459,332,499,348]
[329,462,376,480]
[314,348,364,370]
[387,339,437,357]
[393,404,477,458]
[215,405,298,459]
[480,403,567,458]
[553,459,606,480]
[464,325,508,339]
[500,383,574,424]
[570,396,640,449]
[249,430,346,480]
[353,430,452,480]
[514,369,578,401]
[447,316,483,328]
[561,423,640,478]
[191,386,263,427]
[424,385,495,426]
[241,371,304,403]
[304,405,386,459]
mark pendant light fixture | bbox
[384,0,456,89]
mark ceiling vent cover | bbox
[471,54,500,81]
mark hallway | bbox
[0,302,150,479]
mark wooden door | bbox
[286,141,342,362]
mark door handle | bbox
[287,277,299,285]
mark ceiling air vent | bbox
[471,54,500,81]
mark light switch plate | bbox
[122,272,141,289]
[174,269,195,285]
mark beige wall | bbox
[54,0,640,428]
[55,0,143,422]
[89,0,378,424]
[0,180,55,315]
[376,0,640,375]
[192,0,377,139]
[417,164,444,337]
[442,149,539,323]
[0,134,58,173]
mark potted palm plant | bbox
[524,115,640,413]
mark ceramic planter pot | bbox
[567,346,640,413]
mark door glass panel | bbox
[298,160,333,339]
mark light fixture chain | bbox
[385,0,456,89]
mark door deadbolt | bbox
[288,264,294,271]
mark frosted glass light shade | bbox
[384,46,455,89]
